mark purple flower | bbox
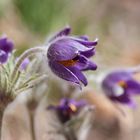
[47,27,98,87]
[20,58,30,70]
[16,58,30,70]
[101,66,140,107]
[48,98,86,123]
[0,36,14,63]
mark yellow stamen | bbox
[118,80,127,88]
[69,104,77,112]
[58,59,78,67]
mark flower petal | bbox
[110,93,136,107]
[20,58,30,70]
[68,66,88,86]
[68,39,95,51]
[80,48,95,58]
[0,50,8,63]
[76,55,97,71]
[72,99,87,107]
[72,37,98,47]
[47,39,78,61]
[126,80,140,95]
[103,71,132,84]
[0,37,14,53]
[110,92,131,104]
[47,38,93,61]
[82,61,97,71]
[49,26,71,42]
[48,60,81,85]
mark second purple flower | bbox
[101,66,140,107]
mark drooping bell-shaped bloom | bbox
[0,36,14,63]
[48,98,86,123]
[47,27,98,87]
[101,66,140,107]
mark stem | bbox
[0,109,4,139]
[11,46,46,85]
[27,99,38,140]
[64,127,77,140]
[0,94,13,139]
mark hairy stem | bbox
[27,99,38,140]
[0,108,4,139]
[11,46,46,85]
[0,94,13,139]
[64,127,77,140]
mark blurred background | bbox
[0,0,140,139]
[0,0,140,66]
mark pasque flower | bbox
[0,36,14,63]
[48,98,86,123]
[101,66,140,107]
[47,27,98,87]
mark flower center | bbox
[114,85,124,97]
[113,80,127,97]
[118,80,127,88]
[69,104,77,112]
[58,56,79,67]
